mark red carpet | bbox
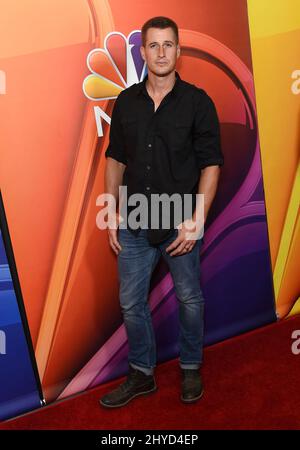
[1,314,300,430]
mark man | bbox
[100,16,224,408]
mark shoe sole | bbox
[180,389,204,404]
[99,384,157,409]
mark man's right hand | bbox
[107,212,123,255]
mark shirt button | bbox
[148,143,152,148]
[146,186,150,191]
[146,165,151,170]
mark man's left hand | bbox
[165,219,202,256]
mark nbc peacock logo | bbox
[83,31,147,136]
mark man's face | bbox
[140,27,180,77]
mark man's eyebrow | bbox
[148,40,175,45]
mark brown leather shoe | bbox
[181,368,204,403]
[99,366,157,408]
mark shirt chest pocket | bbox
[168,119,193,150]
[121,117,138,142]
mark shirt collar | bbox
[136,70,182,98]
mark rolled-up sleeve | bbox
[105,96,127,165]
[193,91,224,170]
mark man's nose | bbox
[158,45,165,57]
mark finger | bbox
[109,230,122,251]
[185,241,196,252]
[109,234,122,254]
[169,241,187,256]
[112,237,122,252]
[109,235,120,254]
[171,239,196,256]
[113,237,122,251]
[109,239,118,255]
[166,236,183,253]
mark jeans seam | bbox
[143,248,159,367]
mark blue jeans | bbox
[117,227,205,375]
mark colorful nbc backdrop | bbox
[0,0,298,421]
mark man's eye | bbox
[149,43,172,49]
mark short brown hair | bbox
[141,16,179,47]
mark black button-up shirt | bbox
[105,70,224,245]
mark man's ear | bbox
[177,44,180,58]
[140,46,145,62]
